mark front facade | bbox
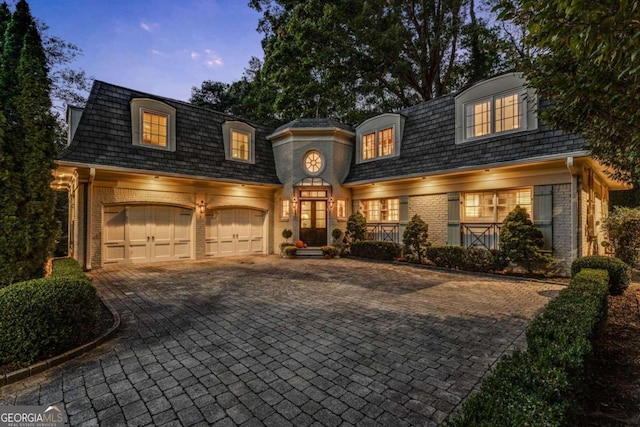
[55,73,626,274]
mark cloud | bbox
[151,49,163,55]
[140,21,151,32]
[189,49,223,68]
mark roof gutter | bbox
[343,150,591,187]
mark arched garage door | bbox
[205,208,265,256]
[103,205,193,264]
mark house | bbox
[54,73,627,274]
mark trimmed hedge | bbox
[50,257,86,279]
[446,268,609,426]
[350,241,402,260]
[0,259,100,366]
[424,246,508,273]
[571,255,632,295]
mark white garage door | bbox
[103,205,193,264]
[205,208,265,257]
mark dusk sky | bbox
[26,0,265,102]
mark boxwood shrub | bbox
[571,255,631,295]
[0,260,100,366]
[349,241,402,260]
[424,246,508,273]
[446,268,609,426]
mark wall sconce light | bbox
[329,197,335,210]
[198,200,207,214]
[290,196,298,212]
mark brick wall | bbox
[408,194,448,246]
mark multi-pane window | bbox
[464,188,532,222]
[231,130,250,160]
[362,198,399,222]
[142,111,168,147]
[281,199,290,220]
[361,127,394,160]
[336,199,347,219]
[378,128,394,157]
[362,133,375,160]
[465,92,522,139]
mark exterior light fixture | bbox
[198,200,207,214]
[291,196,298,212]
[329,197,335,210]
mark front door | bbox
[300,200,327,246]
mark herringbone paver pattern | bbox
[0,257,562,426]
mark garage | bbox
[205,208,265,257]
[102,205,193,264]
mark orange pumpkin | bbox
[295,240,305,248]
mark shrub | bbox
[279,242,291,255]
[499,205,551,273]
[446,267,610,426]
[50,258,85,279]
[345,211,367,242]
[571,255,632,295]
[602,206,640,268]
[350,241,402,260]
[462,247,496,273]
[402,214,429,263]
[282,229,293,242]
[424,246,466,269]
[0,275,100,366]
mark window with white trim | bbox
[455,73,537,144]
[131,98,176,151]
[465,92,522,139]
[281,199,290,220]
[222,121,256,163]
[336,199,347,220]
[360,127,394,161]
[362,198,399,222]
[463,188,532,223]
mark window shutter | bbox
[447,192,461,246]
[533,185,553,251]
[399,196,409,223]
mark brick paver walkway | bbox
[0,257,563,426]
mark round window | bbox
[304,151,323,174]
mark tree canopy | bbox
[496,0,640,183]
[192,0,509,126]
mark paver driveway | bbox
[0,257,563,426]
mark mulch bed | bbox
[572,279,640,426]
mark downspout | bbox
[566,157,578,261]
[85,168,95,270]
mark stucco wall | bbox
[407,194,448,246]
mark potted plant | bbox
[282,229,293,242]
[320,245,337,259]
[331,228,343,243]
[283,245,297,259]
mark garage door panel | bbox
[103,205,193,265]
[205,208,265,257]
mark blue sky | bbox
[25,0,264,101]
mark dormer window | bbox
[355,113,405,164]
[223,121,256,164]
[231,130,250,160]
[455,73,537,144]
[131,98,176,151]
[465,91,522,139]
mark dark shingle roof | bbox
[344,95,586,184]
[273,118,354,134]
[60,81,281,185]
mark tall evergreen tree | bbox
[0,0,58,286]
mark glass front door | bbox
[300,200,327,246]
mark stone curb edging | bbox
[0,296,121,387]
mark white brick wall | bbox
[552,184,572,274]
[408,194,448,246]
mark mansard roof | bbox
[59,81,281,185]
[344,95,587,184]
[273,118,354,134]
